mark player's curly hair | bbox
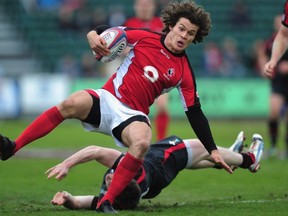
[113,179,141,210]
[161,0,211,44]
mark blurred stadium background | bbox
[0,0,285,136]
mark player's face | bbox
[165,17,199,54]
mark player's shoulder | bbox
[153,135,184,145]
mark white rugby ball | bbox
[94,27,127,63]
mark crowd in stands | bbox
[16,0,273,79]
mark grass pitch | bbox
[0,119,287,216]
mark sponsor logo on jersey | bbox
[160,49,170,59]
[163,68,175,81]
[168,137,180,145]
[167,68,175,77]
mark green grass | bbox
[0,118,288,215]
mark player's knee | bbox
[58,98,78,118]
[133,138,150,156]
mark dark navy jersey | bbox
[99,135,189,199]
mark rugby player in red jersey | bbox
[1,1,232,213]
[124,0,163,33]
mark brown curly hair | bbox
[161,0,211,44]
[113,179,141,210]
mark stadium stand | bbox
[0,0,284,77]
[0,3,43,76]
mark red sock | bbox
[97,152,143,207]
[14,106,64,152]
[155,111,170,140]
[240,152,255,168]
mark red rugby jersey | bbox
[124,16,163,33]
[102,28,200,115]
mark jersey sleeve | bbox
[185,106,217,154]
[177,58,217,153]
[177,58,201,110]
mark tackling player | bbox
[47,132,264,212]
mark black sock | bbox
[239,153,254,168]
[269,120,278,148]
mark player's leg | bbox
[97,120,152,210]
[185,139,244,169]
[267,93,284,157]
[51,191,95,210]
[0,90,94,160]
[154,94,170,141]
[186,133,263,172]
[184,132,244,168]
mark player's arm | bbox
[185,106,233,174]
[264,25,288,78]
[51,191,95,210]
[46,146,122,181]
[272,25,288,62]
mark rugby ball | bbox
[94,27,127,63]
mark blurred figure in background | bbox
[261,14,288,159]
[125,0,163,32]
[80,52,103,78]
[108,5,126,27]
[228,0,251,29]
[202,41,222,77]
[124,0,170,141]
[264,0,288,78]
[54,53,81,78]
[57,0,87,34]
[220,37,246,77]
[90,6,109,28]
[245,39,266,77]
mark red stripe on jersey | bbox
[163,143,186,163]
[85,89,99,98]
[136,165,146,184]
[282,0,288,27]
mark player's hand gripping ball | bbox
[94,27,127,63]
